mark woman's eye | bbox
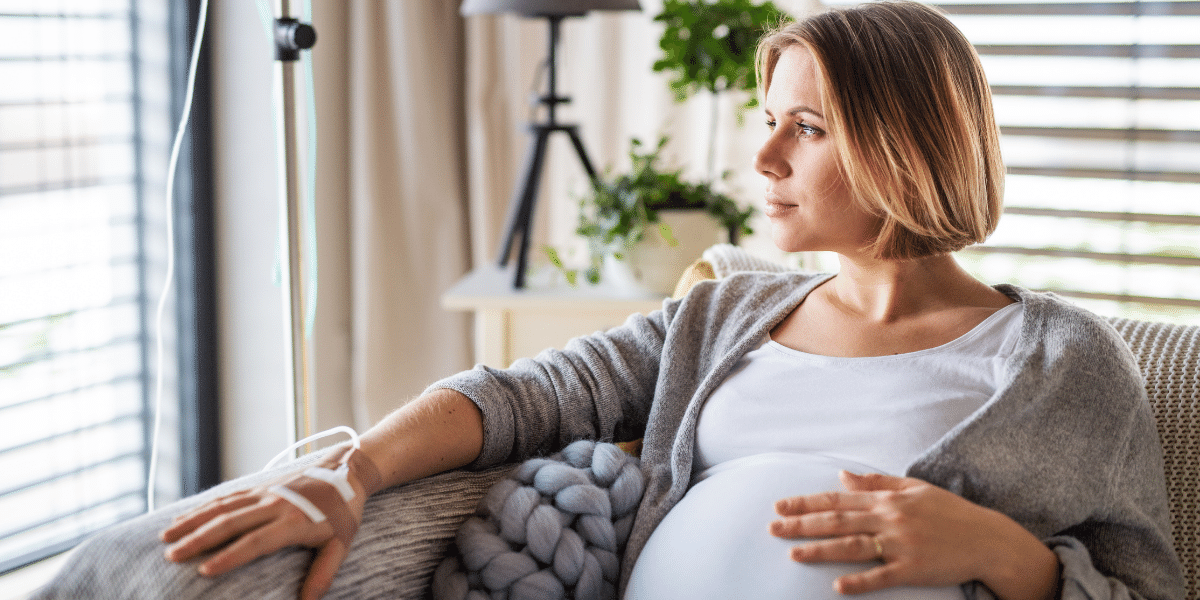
[766,119,821,137]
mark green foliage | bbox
[653,0,787,111]
[548,137,756,286]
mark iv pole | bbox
[272,0,316,449]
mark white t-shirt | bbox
[626,302,1025,600]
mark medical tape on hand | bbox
[302,464,355,502]
[268,484,326,523]
[270,446,383,548]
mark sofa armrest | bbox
[33,460,513,600]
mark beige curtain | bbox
[344,1,473,428]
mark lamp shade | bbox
[461,0,640,17]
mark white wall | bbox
[211,0,288,478]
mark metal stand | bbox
[273,0,316,448]
[497,15,599,288]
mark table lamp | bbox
[461,0,642,288]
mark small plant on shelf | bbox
[545,137,754,286]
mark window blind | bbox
[0,0,181,574]
[825,0,1200,324]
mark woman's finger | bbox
[833,561,905,595]
[770,508,881,539]
[194,516,310,577]
[787,533,882,564]
[161,492,260,543]
[839,470,912,492]
[164,498,280,563]
[300,541,350,600]
[774,489,875,516]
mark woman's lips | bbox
[764,196,797,218]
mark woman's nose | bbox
[754,134,789,179]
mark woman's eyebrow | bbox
[786,105,824,119]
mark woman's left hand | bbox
[770,471,1060,599]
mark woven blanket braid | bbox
[431,440,645,600]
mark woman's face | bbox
[754,46,880,256]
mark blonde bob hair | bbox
[756,1,1004,260]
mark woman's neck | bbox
[825,253,1012,323]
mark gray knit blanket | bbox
[432,441,645,600]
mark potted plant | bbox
[546,137,754,293]
[653,0,788,177]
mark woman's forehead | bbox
[765,46,824,117]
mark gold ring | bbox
[873,536,885,559]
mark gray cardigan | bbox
[428,272,1184,599]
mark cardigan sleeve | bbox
[1047,392,1184,600]
[423,300,677,470]
[1041,316,1184,600]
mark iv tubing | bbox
[149,0,210,512]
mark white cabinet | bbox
[442,266,665,368]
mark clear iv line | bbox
[149,0,210,512]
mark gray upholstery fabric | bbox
[31,452,510,600]
[1108,317,1200,600]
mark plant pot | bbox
[605,208,726,296]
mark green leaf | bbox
[543,245,564,269]
[653,0,789,104]
[658,223,680,247]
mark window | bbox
[0,0,216,574]
[823,0,1200,324]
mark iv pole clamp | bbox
[273,0,317,449]
[497,14,599,289]
[275,17,317,60]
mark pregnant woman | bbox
[160,2,1183,599]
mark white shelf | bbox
[442,266,666,368]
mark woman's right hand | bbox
[160,448,374,600]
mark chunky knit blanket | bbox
[431,441,645,600]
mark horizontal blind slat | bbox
[1003,207,1200,226]
[0,176,137,198]
[0,135,137,152]
[1048,289,1200,309]
[0,373,142,413]
[0,491,143,542]
[1005,166,1200,184]
[937,2,1200,16]
[0,413,142,456]
[965,245,1200,267]
[990,85,1200,101]
[0,334,142,371]
[1000,125,1200,143]
[0,295,139,331]
[0,451,143,497]
[975,44,1200,58]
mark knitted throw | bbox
[432,441,646,600]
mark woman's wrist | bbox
[975,509,1061,600]
[315,443,385,497]
[344,445,384,496]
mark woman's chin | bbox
[769,230,813,254]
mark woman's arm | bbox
[161,389,484,600]
[160,302,675,599]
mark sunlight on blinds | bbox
[0,0,179,573]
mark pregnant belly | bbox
[625,453,964,600]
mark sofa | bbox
[33,255,1200,599]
